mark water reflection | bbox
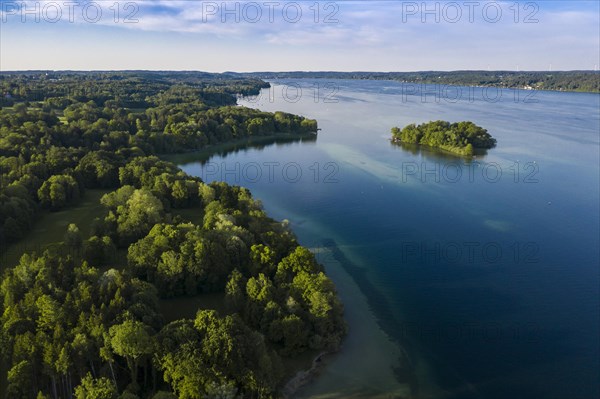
[168,133,317,165]
[390,140,491,160]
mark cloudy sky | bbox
[1,0,598,71]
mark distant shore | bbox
[241,71,600,94]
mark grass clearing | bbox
[0,188,110,270]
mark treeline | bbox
[0,74,339,398]
[391,120,496,156]
[0,71,270,108]
[243,71,600,93]
[0,74,317,244]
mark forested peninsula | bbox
[0,72,345,399]
[391,120,496,156]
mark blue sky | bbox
[1,0,598,71]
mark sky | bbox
[0,0,599,71]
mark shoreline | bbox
[291,245,415,399]
[265,76,600,94]
[390,138,490,158]
[281,351,334,398]
[172,95,418,397]
[391,137,472,157]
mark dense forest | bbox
[0,72,343,399]
[243,71,600,93]
[0,72,318,243]
[391,121,496,156]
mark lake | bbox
[175,79,600,399]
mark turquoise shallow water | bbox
[178,79,600,399]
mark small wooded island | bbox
[391,120,497,156]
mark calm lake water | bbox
[176,79,600,399]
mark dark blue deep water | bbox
[178,80,600,399]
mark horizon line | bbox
[1,69,599,74]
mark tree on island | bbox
[391,120,496,156]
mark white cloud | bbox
[1,1,598,70]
